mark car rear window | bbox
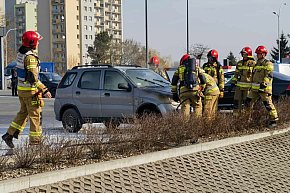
[58,72,77,88]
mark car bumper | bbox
[54,99,61,121]
[158,103,176,115]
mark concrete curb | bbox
[1,127,290,193]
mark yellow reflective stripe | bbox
[237,81,252,88]
[26,65,37,69]
[10,122,24,132]
[35,81,42,87]
[17,86,37,91]
[254,66,273,71]
[29,131,42,137]
[205,96,212,100]
[238,66,253,70]
[206,87,219,93]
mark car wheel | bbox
[62,108,82,133]
[139,108,161,117]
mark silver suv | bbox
[54,65,176,132]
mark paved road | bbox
[0,90,109,154]
[16,129,290,192]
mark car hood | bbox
[140,86,173,97]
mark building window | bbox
[76,15,79,20]
[84,16,87,20]
[77,25,79,29]
[77,34,79,39]
[88,16,92,21]
[89,7,92,12]
[77,6,79,10]
[84,6,87,11]
[85,35,88,39]
[84,25,88,30]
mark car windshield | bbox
[125,69,170,88]
[45,73,62,82]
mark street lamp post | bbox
[273,2,286,63]
[145,0,148,68]
[186,0,189,54]
[4,28,17,67]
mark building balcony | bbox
[52,28,64,33]
[51,0,64,4]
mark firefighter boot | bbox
[268,121,277,129]
[2,133,14,148]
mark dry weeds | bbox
[1,98,290,181]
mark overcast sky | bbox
[123,0,290,63]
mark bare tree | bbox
[189,43,210,60]
[121,39,146,66]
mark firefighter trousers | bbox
[246,91,278,121]
[179,91,202,118]
[7,95,42,145]
[233,88,249,115]
[203,95,219,119]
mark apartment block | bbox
[38,0,122,74]
[14,3,37,49]
[0,0,4,26]
[95,0,122,43]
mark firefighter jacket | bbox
[16,50,47,97]
[202,62,225,91]
[232,59,256,90]
[154,67,169,81]
[200,73,220,96]
[171,65,202,95]
[251,59,273,94]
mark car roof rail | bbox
[72,64,113,70]
[116,65,143,68]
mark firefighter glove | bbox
[172,93,179,102]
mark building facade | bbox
[38,0,122,74]
[14,3,37,49]
[4,0,37,65]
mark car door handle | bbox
[104,93,110,96]
[76,91,80,95]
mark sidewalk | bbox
[2,127,290,193]
[0,90,14,97]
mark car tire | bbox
[139,108,161,117]
[62,108,83,133]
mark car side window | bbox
[79,71,101,90]
[39,74,47,82]
[58,72,77,88]
[104,71,128,90]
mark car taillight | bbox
[287,85,290,90]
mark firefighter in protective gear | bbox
[232,47,256,115]
[148,56,168,80]
[171,54,205,117]
[197,68,220,119]
[245,45,278,128]
[2,31,52,149]
[202,49,225,98]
